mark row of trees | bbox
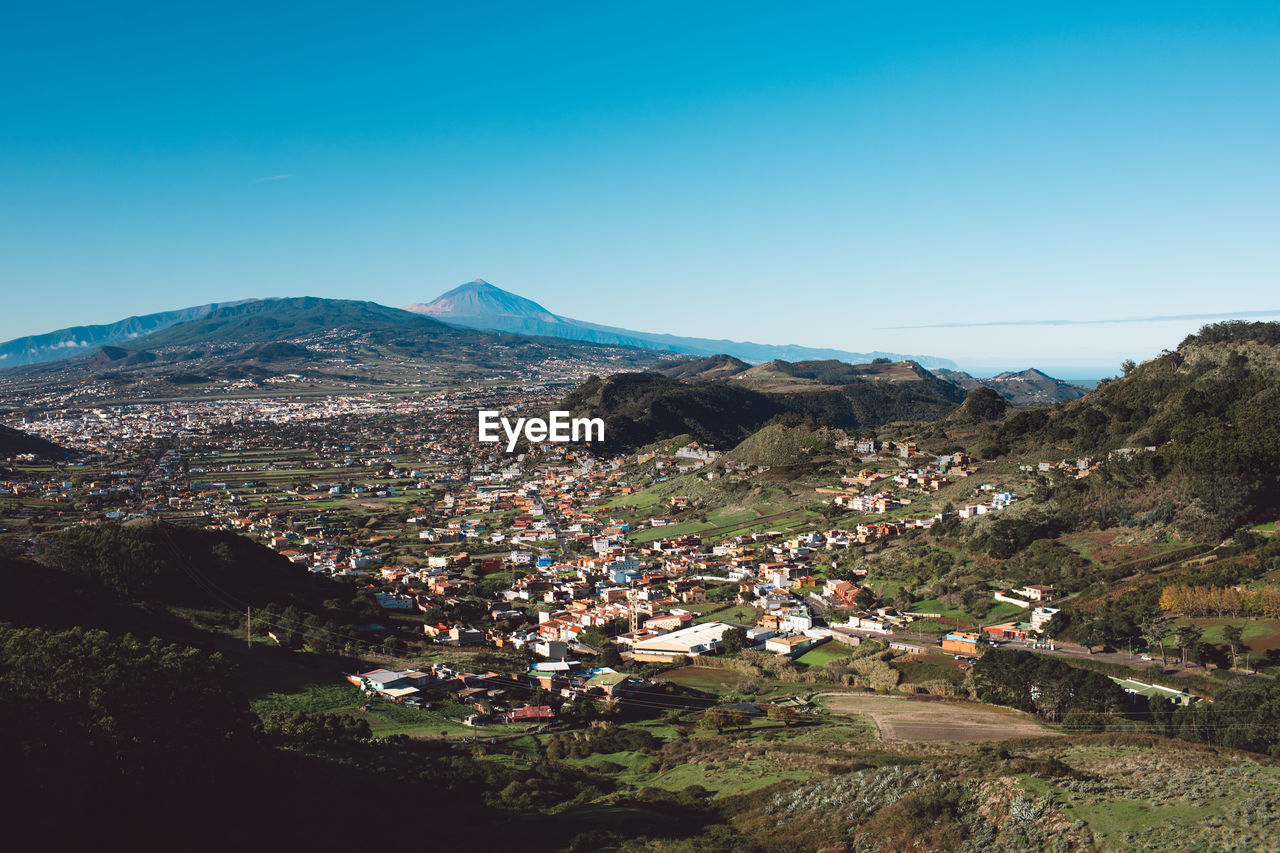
[973,648,1129,723]
[1141,618,1248,670]
[1158,583,1280,619]
[1149,678,1280,756]
[700,704,798,732]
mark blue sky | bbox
[2,1,1278,377]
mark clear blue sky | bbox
[2,1,1278,377]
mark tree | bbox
[964,386,1010,421]
[1080,621,1104,654]
[767,706,797,728]
[1143,617,1171,667]
[700,707,729,733]
[1175,625,1203,668]
[723,708,750,731]
[1039,615,1065,641]
[854,587,877,610]
[1222,624,1244,671]
[598,645,623,668]
[721,626,748,654]
[1121,358,1137,376]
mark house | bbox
[824,579,861,606]
[765,634,814,656]
[645,613,692,632]
[508,705,556,723]
[983,622,1030,641]
[447,626,485,646]
[681,585,707,604]
[1109,677,1199,707]
[780,609,814,632]
[1016,585,1057,602]
[584,671,635,698]
[849,615,893,633]
[347,668,432,698]
[534,640,569,660]
[348,668,405,692]
[941,632,980,655]
[1030,606,1060,631]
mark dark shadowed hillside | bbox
[0,423,68,459]
[561,373,789,452]
[39,520,320,608]
[560,362,966,453]
[135,296,468,347]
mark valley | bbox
[3,309,1280,850]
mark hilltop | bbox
[929,321,1280,538]
[658,354,751,381]
[560,359,965,453]
[560,373,788,453]
[723,419,842,467]
[407,279,958,368]
[933,367,1089,407]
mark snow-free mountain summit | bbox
[405,280,958,369]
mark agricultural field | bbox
[794,643,854,667]
[820,693,1058,742]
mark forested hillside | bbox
[958,321,1280,538]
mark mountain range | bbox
[9,281,1121,389]
[0,297,670,390]
[404,280,959,369]
[659,354,1086,407]
[0,301,255,368]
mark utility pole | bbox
[247,606,252,650]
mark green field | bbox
[661,666,753,694]
[795,643,852,667]
[1171,617,1280,650]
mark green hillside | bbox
[560,362,965,454]
[975,321,1280,538]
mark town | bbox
[4,361,1184,737]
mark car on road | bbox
[1140,654,1152,661]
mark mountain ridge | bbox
[406,280,959,369]
[0,300,258,368]
[932,366,1089,407]
[0,296,671,389]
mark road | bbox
[531,492,571,557]
[834,625,1214,673]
